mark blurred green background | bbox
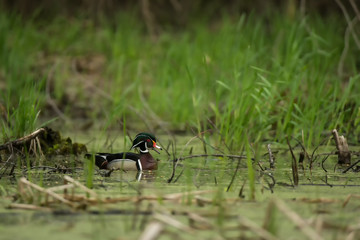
[0,0,359,149]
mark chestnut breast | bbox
[140,153,158,170]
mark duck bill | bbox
[152,142,162,154]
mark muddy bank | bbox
[0,127,87,156]
[0,127,87,176]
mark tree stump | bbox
[332,129,351,165]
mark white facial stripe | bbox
[132,140,145,148]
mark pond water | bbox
[0,134,359,240]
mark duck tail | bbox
[84,153,108,169]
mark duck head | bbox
[130,133,162,154]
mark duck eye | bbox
[146,139,152,148]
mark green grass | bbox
[1,81,45,140]
[0,10,359,150]
[0,13,46,140]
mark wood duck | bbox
[85,133,162,171]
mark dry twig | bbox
[8,203,52,211]
[287,137,299,186]
[343,194,360,207]
[18,177,76,208]
[187,212,214,230]
[138,221,164,240]
[153,212,193,233]
[238,216,278,240]
[273,199,324,240]
[16,177,215,208]
[342,159,360,173]
[64,175,98,198]
[267,144,275,169]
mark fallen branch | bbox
[0,128,45,151]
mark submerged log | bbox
[332,129,351,165]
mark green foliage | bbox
[1,82,44,140]
[0,13,46,140]
[245,137,255,200]
[0,10,359,149]
[85,155,95,190]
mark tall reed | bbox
[1,10,359,149]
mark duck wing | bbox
[96,152,140,162]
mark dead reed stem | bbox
[17,177,215,208]
[238,216,278,240]
[343,194,360,207]
[286,137,299,186]
[138,221,164,240]
[19,177,76,208]
[8,203,52,211]
[273,199,323,240]
[267,144,275,169]
[153,212,193,233]
[64,175,98,198]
